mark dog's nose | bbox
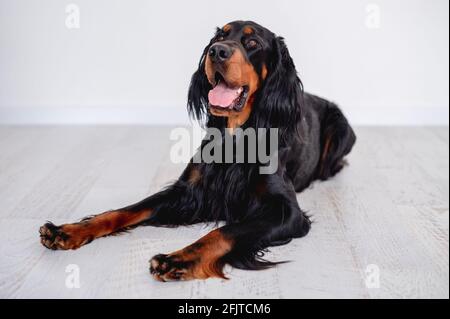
[208,43,232,63]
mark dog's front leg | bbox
[148,215,309,282]
[39,185,194,250]
[149,181,311,281]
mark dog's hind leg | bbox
[316,103,356,180]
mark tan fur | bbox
[205,49,260,133]
[40,209,153,250]
[152,229,234,281]
[188,167,201,185]
[319,136,333,175]
[243,26,254,35]
[261,63,268,80]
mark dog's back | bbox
[286,92,356,192]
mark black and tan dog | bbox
[39,21,356,282]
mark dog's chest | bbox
[195,163,259,204]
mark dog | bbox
[39,21,356,282]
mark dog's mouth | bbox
[208,72,249,112]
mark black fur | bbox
[250,36,304,142]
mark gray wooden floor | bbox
[0,126,448,299]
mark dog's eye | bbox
[245,40,258,50]
[216,32,228,42]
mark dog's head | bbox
[188,21,303,134]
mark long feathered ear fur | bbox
[252,37,303,142]
[187,43,214,125]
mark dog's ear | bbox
[253,37,303,140]
[187,38,215,125]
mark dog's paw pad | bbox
[39,222,72,250]
[149,254,190,282]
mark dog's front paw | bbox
[39,222,89,250]
[39,222,69,250]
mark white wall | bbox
[0,0,448,125]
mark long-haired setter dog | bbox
[40,21,356,282]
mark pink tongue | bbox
[208,82,242,108]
